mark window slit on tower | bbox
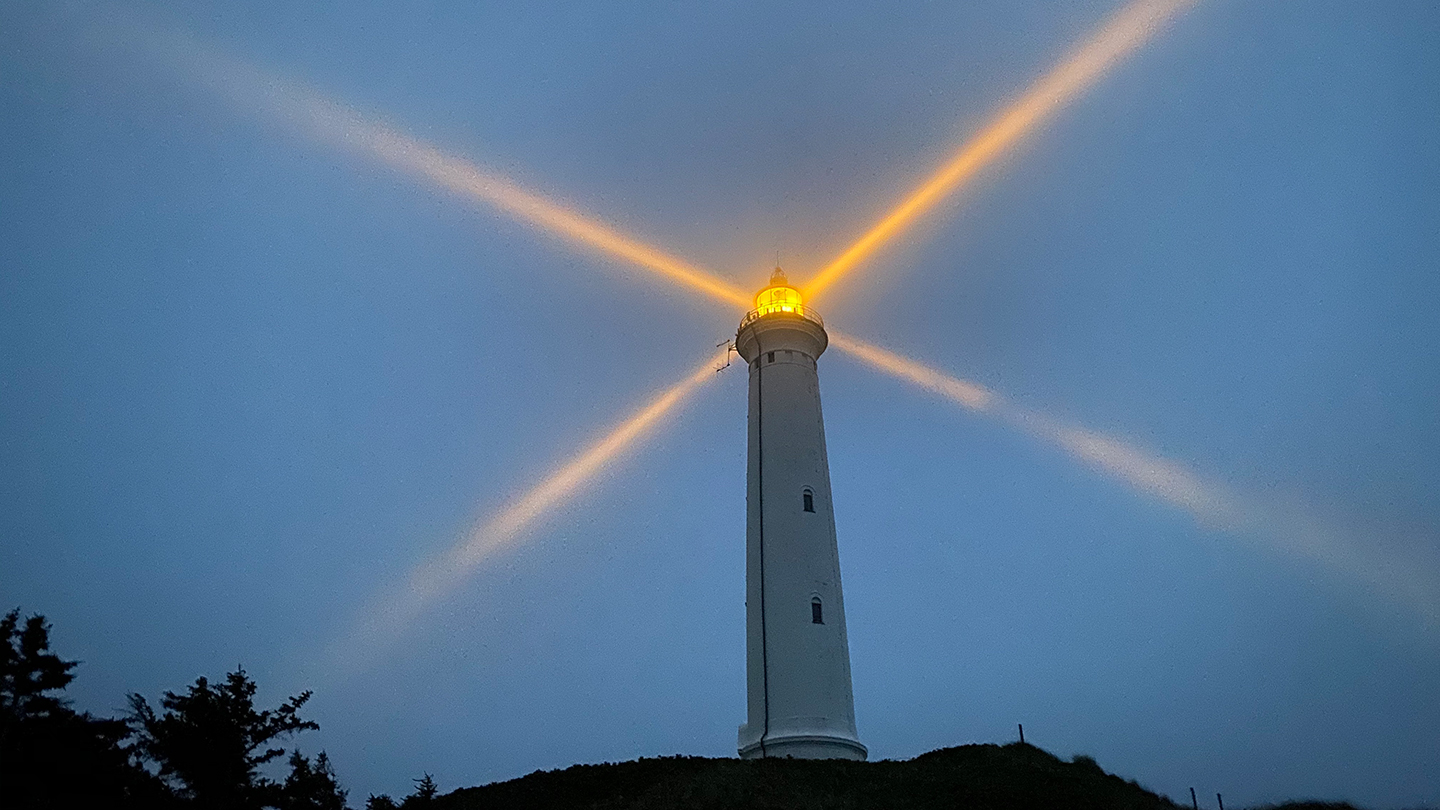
[767,351,775,363]
[803,489,815,512]
[812,597,824,624]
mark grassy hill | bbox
[434,743,1372,810]
[434,742,1229,810]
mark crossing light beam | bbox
[119,21,752,309]
[328,349,731,670]
[830,329,1233,523]
[829,331,1440,626]
[113,12,1437,638]
[803,0,1200,300]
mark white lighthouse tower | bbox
[735,268,866,761]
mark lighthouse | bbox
[735,268,866,760]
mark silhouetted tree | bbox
[366,773,438,810]
[1,609,75,719]
[128,667,320,809]
[402,773,438,807]
[0,608,168,809]
[280,750,349,810]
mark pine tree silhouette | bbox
[0,608,168,808]
[128,667,323,809]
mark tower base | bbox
[737,724,868,761]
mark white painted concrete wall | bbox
[735,314,866,761]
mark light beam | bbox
[803,0,1199,300]
[828,331,1232,522]
[328,349,732,670]
[112,14,1438,635]
[829,331,1440,625]
[116,21,751,309]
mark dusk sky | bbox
[2,1,1438,807]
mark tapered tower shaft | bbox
[735,269,865,760]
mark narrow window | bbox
[767,351,775,363]
[811,597,824,624]
[802,489,815,512]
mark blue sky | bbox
[2,1,1437,807]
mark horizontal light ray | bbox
[327,350,731,671]
[116,22,750,309]
[804,0,1199,300]
[829,331,1440,625]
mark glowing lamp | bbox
[755,268,804,315]
[740,268,824,332]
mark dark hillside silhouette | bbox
[431,751,1404,810]
[435,744,1181,810]
[0,608,1393,810]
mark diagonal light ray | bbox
[828,332,1232,522]
[830,331,1440,626]
[326,349,732,672]
[99,20,758,666]
[112,20,751,309]
[803,0,1200,300]
[104,14,1437,639]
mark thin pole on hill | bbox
[1217,794,1224,810]
[1191,787,1199,809]
[1018,724,1025,744]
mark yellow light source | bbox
[756,272,802,314]
[745,268,822,329]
